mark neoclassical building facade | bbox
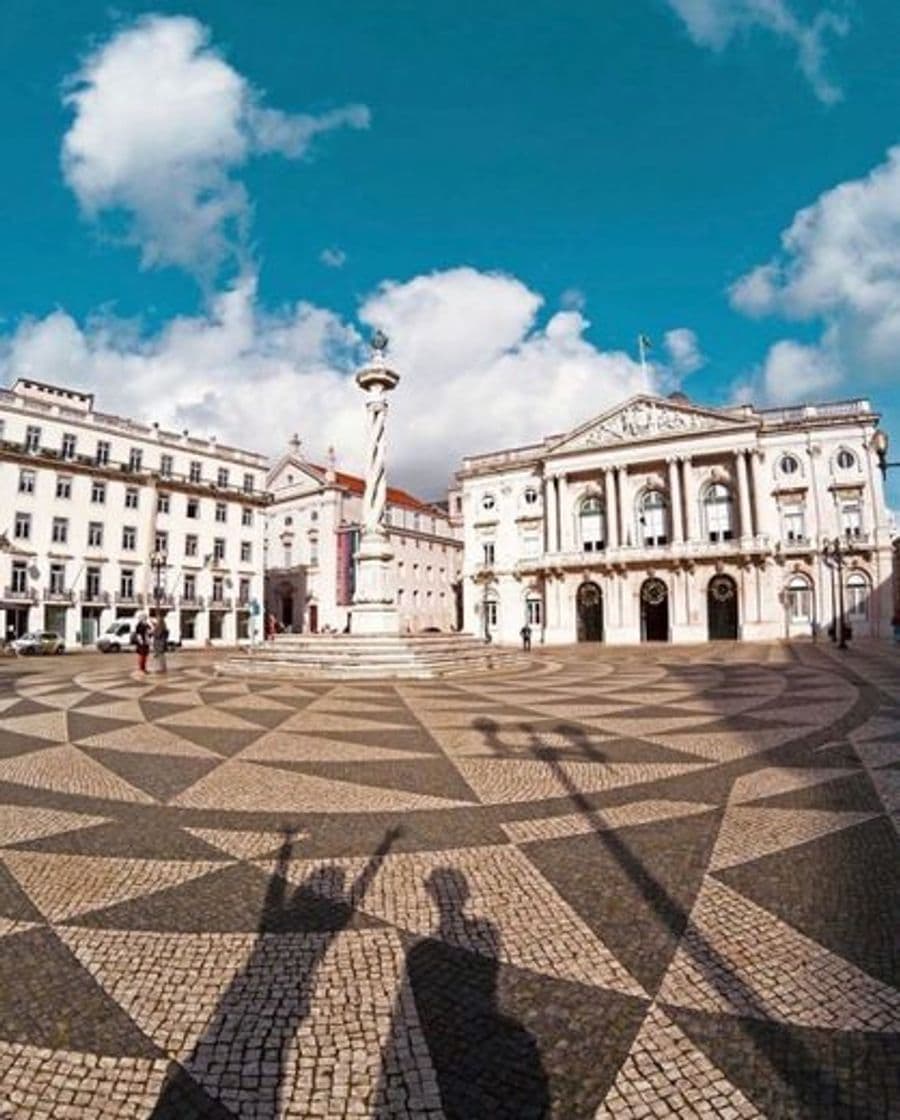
[456,393,894,645]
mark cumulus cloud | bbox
[319,247,347,269]
[664,327,704,374]
[0,267,687,495]
[665,0,849,104]
[730,145,900,405]
[61,15,369,278]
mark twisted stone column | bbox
[363,395,388,536]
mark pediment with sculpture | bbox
[547,395,751,455]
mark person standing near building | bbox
[134,613,150,674]
[150,615,169,674]
[520,623,532,651]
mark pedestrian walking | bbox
[150,615,169,674]
[265,612,277,641]
[134,613,150,674]
[520,623,532,651]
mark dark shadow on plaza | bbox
[149,825,399,1119]
[373,866,549,1120]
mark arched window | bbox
[846,572,869,620]
[703,483,735,542]
[639,490,668,547]
[579,495,605,552]
[785,575,813,623]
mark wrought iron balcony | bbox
[79,589,110,605]
[179,593,205,609]
[43,587,75,604]
[2,585,37,603]
[115,591,145,605]
[208,595,233,610]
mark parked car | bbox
[96,618,182,653]
[12,631,65,656]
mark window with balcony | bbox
[703,483,735,542]
[122,526,137,550]
[56,475,72,500]
[96,440,110,466]
[87,522,103,548]
[18,469,35,494]
[482,541,495,566]
[185,534,198,557]
[160,454,173,478]
[25,425,41,452]
[846,572,869,619]
[522,532,540,557]
[215,502,227,523]
[11,561,27,593]
[212,576,224,602]
[183,574,196,600]
[239,578,250,605]
[51,518,68,545]
[124,487,139,510]
[129,447,143,472]
[217,467,229,488]
[49,564,66,595]
[61,433,76,460]
[189,460,202,483]
[580,495,605,552]
[91,480,106,504]
[120,569,135,597]
[840,498,863,539]
[639,490,668,547]
[85,567,101,600]
[14,512,30,540]
[154,530,168,554]
[243,473,254,494]
[157,492,170,514]
[241,507,253,527]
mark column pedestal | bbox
[351,532,399,634]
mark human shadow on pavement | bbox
[374,866,549,1120]
[149,825,400,1119]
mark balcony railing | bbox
[179,594,205,609]
[43,587,75,604]
[208,595,233,610]
[2,585,37,603]
[115,591,145,605]
[80,590,111,605]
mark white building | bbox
[0,379,268,647]
[457,392,894,645]
[266,439,462,634]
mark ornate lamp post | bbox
[872,430,899,479]
[350,331,401,635]
[150,550,168,619]
[821,536,851,651]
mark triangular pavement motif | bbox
[1,850,228,922]
[79,748,222,803]
[185,827,298,861]
[72,699,149,723]
[74,722,219,757]
[502,799,717,844]
[0,745,154,803]
[240,731,433,764]
[597,1004,763,1118]
[213,693,296,712]
[169,759,471,813]
[657,878,900,1030]
[0,916,40,939]
[2,710,69,743]
[277,711,414,734]
[453,759,707,804]
[23,689,86,710]
[156,706,261,730]
[729,766,859,805]
[0,805,110,848]
[710,806,877,870]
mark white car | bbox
[96,620,138,653]
[12,631,66,656]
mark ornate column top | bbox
[356,331,400,394]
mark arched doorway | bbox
[640,578,669,642]
[576,581,604,642]
[707,574,738,640]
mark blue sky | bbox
[0,0,898,501]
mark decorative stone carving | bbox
[553,398,738,453]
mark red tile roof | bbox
[307,465,437,513]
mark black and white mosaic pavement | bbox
[0,642,898,1118]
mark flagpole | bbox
[638,334,647,376]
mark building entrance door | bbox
[576,581,604,642]
[640,578,669,642]
[5,607,29,640]
[707,575,738,640]
[280,595,293,631]
[308,603,318,633]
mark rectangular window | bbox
[485,600,498,627]
[189,460,202,483]
[159,453,173,478]
[49,563,66,594]
[217,467,229,488]
[522,533,540,558]
[87,522,103,548]
[25,425,41,452]
[11,561,27,593]
[55,475,72,500]
[215,501,227,523]
[186,497,199,519]
[85,567,101,599]
[51,517,68,545]
[122,526,137,551]
[157,492,170,514]
[240,541,252,563]
[526,598,543,626]
[238,577,250,604]
[18,469,35,494]
[181,612,197,640]
[91,480,106,504]
[61,433,77,460]
[212,576,224,602]
[185,534,198,557]
[213,538,225,561]
[783,507,806,542]
[241,507,253,527]
[128,447,143,472]
[154,530,168,554]
[124,486,139,510]
[183,574,196,600]
[243,473,254,494]
[95,440,110,466]
[840,500,863,539]
[482,542,495,566]
[120,569,134,597]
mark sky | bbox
[0,0,899,503]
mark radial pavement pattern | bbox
[0,643,898,1118]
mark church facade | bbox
[455,393,894,646]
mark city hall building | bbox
[456,393,894,645]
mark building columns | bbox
[544,473,558,554]
[604,468,619,549]
[682,456,699,541]
[667,458,684,544]
[735,450,753,538]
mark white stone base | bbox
[350,603,400,635]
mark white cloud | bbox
[0,268,687,495]
[664,327,704,374]
[560,288,586,312]
[730,145,900,404]
[61,15,369,278]
[319,247,347,269]
[665,0,849,104]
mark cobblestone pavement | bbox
[0,642,897,1118]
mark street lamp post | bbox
[822,536,851,651]
[150,550,168,620]
[872,429,900,479]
